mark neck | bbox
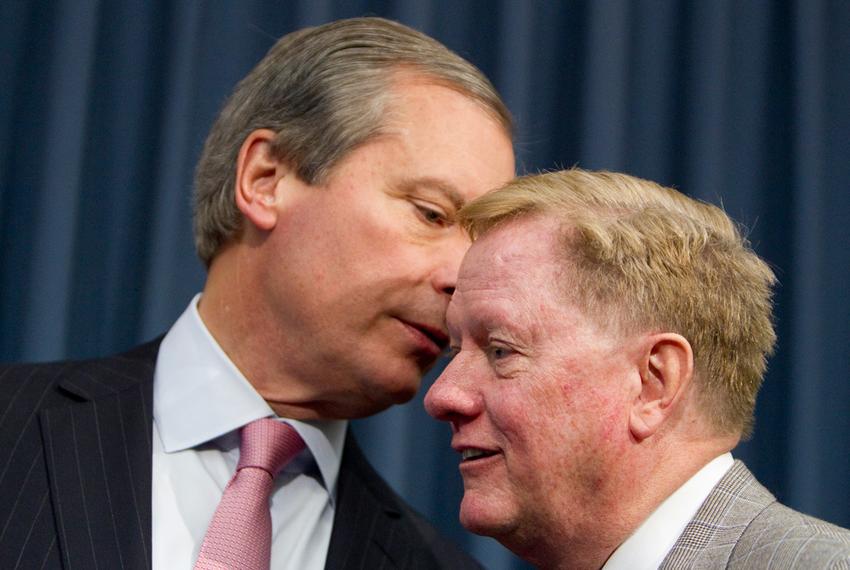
[519,535,620,570]
[199,246,334,420]
[529,434,737,570]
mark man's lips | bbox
[453,444,500,463]
[397,319,449,354]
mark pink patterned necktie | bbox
[194,418,305,570]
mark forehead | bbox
[464,216,562,285]
[324,76,514,207]
[450,215,625,354]
[382,78,514,183]
[451,216,567,320]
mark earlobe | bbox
[234,129,288,231]
[629,333,694,442]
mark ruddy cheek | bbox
[559,382,575,402]
[586,384,630,440]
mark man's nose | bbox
[430,232,472,297]
[424,354,480,422]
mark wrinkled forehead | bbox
[453,215,567,310]
[464,215,562,274]
[446,216,580,347]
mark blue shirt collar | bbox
[153,294,347,499]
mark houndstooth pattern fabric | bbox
[194,419,305,570]
[661,461,850,569]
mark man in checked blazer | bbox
[0,18,515,569]
[425,169,850,569]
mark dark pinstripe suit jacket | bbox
[0,340,480,570]
[661,461,850,569]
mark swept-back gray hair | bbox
[193,17,512,265]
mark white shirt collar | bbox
[602,452,734,570]
[153,294,347,498]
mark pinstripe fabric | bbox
[0,341,157,570]
[327,433,482,570]
[661,461,850,569]
[0,363,66,570]
[0,340,481,570]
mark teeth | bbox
[462,449,490,461]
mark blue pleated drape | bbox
[1,2,848,569]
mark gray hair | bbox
[193,17,513,265]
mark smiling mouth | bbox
[461,449,498,462]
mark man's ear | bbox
[629,333,694,442]
[234,129,289,231]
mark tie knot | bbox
[237,418,305,477]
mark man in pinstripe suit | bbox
[426,169,850,569]
[0,18,514,569]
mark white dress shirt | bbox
[152,294,347,570]
[602,452,734,569]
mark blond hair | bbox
[460,169,776,437]
[193,17,512,265]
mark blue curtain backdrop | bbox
[2,1,849,568]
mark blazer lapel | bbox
[41,342,158,570]
[325,433,411,570]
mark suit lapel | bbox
[41,342,158,570]
[325,433,410,570]
[37,339,417,570]
[661,460,776,569]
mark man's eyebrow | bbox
[399,177,467,210]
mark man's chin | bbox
[413,351,442,373]
[344,378,420,418]
[459,495,516,538]
[376,359,424,396]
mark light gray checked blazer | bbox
[661,460,850,569]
